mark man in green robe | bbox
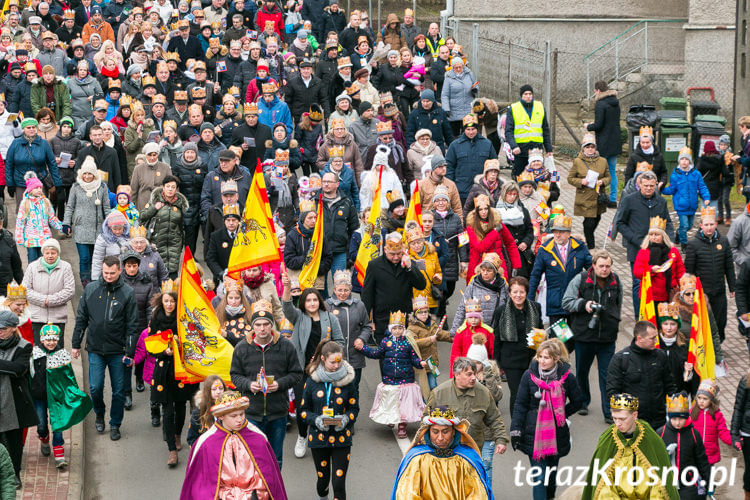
[582,393,680,500]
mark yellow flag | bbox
[177,251,234,386]
[405,180,423,231]
[298,196,324,290]
[688,277,715,380]
[226,161,282,279]
[354,167,383,286]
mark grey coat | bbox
[282,300,345,369]
[728,211,750,266]
[440,69,476,121]
[91,220,131,281]
[62,182,111,245]
[324,297,372,369]
[450,276,509,335]
[135,244,169,286]
[67,76,103,128]
[36,48,67,78]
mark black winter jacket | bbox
[295,122,324,165]
[586,90,622,157]
[658,335,700,397]
[372,63,409,100]
[9,79,33,118]
[0,337,38,429]
[732,376,750,437]
[262,137,301,173]
[284,75,330,122]
[656,421,712,492]
[233,59,258,101]
[72,276,138,357]
[171,159,207,227]
[0,228,22,296]
[624,145,668,185]
[684,230,735,296]
[206,228,234,284]
[321,9,347,40]
[431,209,465,281]
[284,224,333,275]
[314,53,337,90]
[122,270,155,334]
[510,360,584,458]
[606,340,678,429]
[48,131,83,187]
[405,100,453,152]
[300,362,358,448]
[321,193,359,255]
[0,72,23,107]
[429,58,449,102]
[615,191,674,261]
[697,153,724,199]
[230,335,304,421]
[231,122,272,170]
[218,55,244,93]
[563,268,622,343]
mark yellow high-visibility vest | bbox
[510,100,545,144]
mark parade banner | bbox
[354,166,384,286]
[405,180,423,230]
[298,195,324,290]
[687,277,716,380]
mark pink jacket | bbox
[692,407,732,464]
[133,328,156,385]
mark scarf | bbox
[314,362,348,383]
[529,367,569,459]
[297,222,314,239]
[272,174,293,208]
[641,145,654,155]
[243,272,265,289]
[38,122,55,133]
[77,174,102,198]
[225,304,244,317]
[497,299,540,342]
[0,335,21,432]
[476,274,503,293]
[100,65,119,79]
[41,256,59,273]
[180,154,201,170]
[482,177,498,193]
[497,201,524,226]
[661,335,677,346]
[435,209,448,218]
[583,150,599,159]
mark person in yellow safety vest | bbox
[425,22,445,58]
[504,84,553,177]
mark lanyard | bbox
[324,382,332,406]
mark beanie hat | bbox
[520,84,533,96]
[199,122,214,134]
[702,140,718,155]
[719,134,731,145]
[79,156,98,177]
[0,310,19,328]
[24,171,43,191]
[142,142,160,155]
[59,116,74,128]
[106,210,128,227]
[182,142,198,154]
[466,341,488,365]
[415,128,432,140]
[420,89,435,101]
[41,238,60,253]
[678,147,693,163]
[696,379,718,403]
[359,100,373,114]
[432,185,450,203]
[20,117,38,128]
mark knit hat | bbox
[719,134,731,146]
[297,29,308,39]
[106,211,128,227]
[142,142,160,155]
[678,146,693,163]
[20,117,38,128]
[520,84,533,96]
[126,64,142,78]
[39,323,60,342]
[420,89,435,101]
[250,299,275,327]
[199,122,214,134]
[528,148,545,165]
[415,128,432,140]
[60,116,74,128]
[581,133,596,148]
[24,171,43,191]
[466,336,489,364]
[8,61,21,72]
[373,144,391,167]
[0,310,19,328]
[703,140,718,155]
[432,185,450,203]
[359,101,373,114]
[387,49,399,59]
[79,156,98,177]
[696,379,718,403]
[182,142,198,155]
[41,238,60,253]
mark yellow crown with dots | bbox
[6,281,26,301]
[412,295,429,312]
[639,126,653,138]
[274,149,289,164]
[130,225,147,239]
[222,204,241,218]
[210,391,249,417]
[227,86,240,98]
[152,94,167,105]
[119,94,133,107]
[141,75,156,87]
[385,190,402,205]
[251,298,273,316]
[517,170,536,185]
[427,406,456,419]
[526,328,548,350]
[610,393,639,411]
[680,274,697,291]
[389,310,406,327]
[163,120,177,132]
[223,276,243,293]
[328,145,345,158]
[243,101,259,115]
[309,106,324,122]
[161,279,178,294]
[701,205,716,221]
[666,392,689,416]
[649,216,667,231]
[261,82,278,94]
[330,117,346,130]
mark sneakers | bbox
[294,435,307,458]
[135,380,145,392]
[167,450,179,467]
[124,393,133,411]
[604,416,614,425]
[577,407,589,416]
[39,437,51,456]
[95,415,105,433]
[14,475,21,490]
[110,426,121,441]
[53,445,67,468]
[397,423,408,439]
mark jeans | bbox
[27,246,41,263]
[324,252,348,299]
[529,455,561,500]
[481,440,495,487]
[34,399,64,446]
[426,372,438,391]
[88,352,126,427]
[677,214,695,245]
[76,243,95,283]
[718,184,732,220]
[574,341,616,418]
[630,262,640,314]
[605,155,618,202]
[249,416,287,469]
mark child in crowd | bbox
[112,185,139,227]
[295,105,325,178]
[450,298,494,376]
[405,295,451,393]
[661,147,710,246]
[29,324,93,468]
[133,320,160,428]
[186,375,227,447]
[15,172,62,262]
[354,310,426,439]
[691,379,734,466]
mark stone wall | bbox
[454,0,686,19]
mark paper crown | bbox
[636,161,653,173]
[412,295,429,312]
[337,56,352,68]
[223,276,243,293]
[479,252,502,272]
[639,126,653,138]
[328,145,345,158]
[119,94,133,107]
[385,189,402,205]
[701,205,716,221]
[299,199,316,213]
[193,61,207,72]
[63,10,75,19]
[130,225,148,239]
[24,62,38,73]
[666,392,689,417]
[222,204,241,218]
[610,393,639,411]
[211,391,250,417]
[274,149,289,164]
[462,113,478,127]
[332,269,352,286]
[517,170,537,186]
[330,117,346,130]
[679,274,697,291]
[649,216,667,231]
[40,323,60,341]
[345,82,360,95]
[163,120,177,131]
[384,231,404,252]
[405,226,424,244]
[657,301,680,321]
[243,101,259,114]
[389,310,406,327]
[227,86,240,97]
[152,94,167,105]
[6,282,26,301]
[550,215,572,231]
[174,90,188,101]
[376,120,393,135]
[191,87,206,98]
[427,406,456,420]
[464,297,482,314]
[251,298,273,319]
[108,79,121,90]
[278,317,294,334]
[221,180,238,194]
[165,51,180,62]
[379,91,393,104]
[309,106,324,122]
[141,75,156,86]
[526,328,548,350]
[261,82,278,94]
[405,8,415,16]
[161,279,178,294]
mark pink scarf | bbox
[529,369,569,459]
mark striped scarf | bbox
[529,368,568,459]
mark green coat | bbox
[0,442,15,499]
[30,78,73,121]
[123,118,156,177]
[567,152,611,218]
[139,187,188,274]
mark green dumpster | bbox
[660,97,688,110]
[660,118,692,172]
[693,114,727,126]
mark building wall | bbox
[734,0,750,139]
[454,0,686,19]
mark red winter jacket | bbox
[632,246,685,301]
[449,323,494,377]
[255,5,284,40]
[465,223,521,283]
[691,407,732,464]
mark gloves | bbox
[733,436,743,451]
[333,415,349,432]
[314,415,330,431]
[509,430,522,451]
[62,224,71,235]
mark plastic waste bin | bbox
[691,100,721,117]
[692,120,727,157]
[626,105,661,152]
[659,118,692,172]
[693,114,727,126]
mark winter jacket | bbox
[14,192,62,248]
[0,337,37,430]
[431,209,464,281]
[129,160,171,211]
[321,163,359,212]
[295,121,324,166]
[62,181,110,245]
[284,223,333,277]
[567,153,611,218]
[409,241,442,308]
[405,100,453,151]
[300,361,358,448]
[732,376,750,439]
[464,217,521,282]
[0,109,21,162]
[0,72,23,108]
[361,333,423,385]
[30,77,72,119]
[284,74,329,121]
[449,323,494,375]
[262,137,301,172]
[139,187,188,275]
[529,236,592,317]
[122,270,155,334]
[429,57,450,101]
[72,275,138,357]
[445,132,497,201]
[406,140,444,184]
[67,75,103,128]
[9,79,33,118]
[136,244,169,286]
[615,191,674,261]
[358,164,404,211]
[230,333,303,421]
[316,132,365,186]
[510,360,584,458]
[656,421,712,494]
[728,210,750,265]
[684,230,735,296]
[585,90,622,157]
[255,4,284,39]
[440,68,476,121]
[376,14,407,50]
[624,145,668,186]
[632,245,685,302]
[48,131,84,187]
[5,134,62,188]
[75,143,121,191]
[0,228,22,294]
[205,227,233,283]
[321,193,359,255]
[200,164,252,217]
[372,62,409,101]
[171,159,206,228]
[656,334,700,397]
[123,119,156,177]
[257,95,293,136]
[450,275,509,335]
[661,166,711,215]
[698,153,724,199]
[606,340,678,429]
[561,268,622,343]
[91,219,131,281]
[22,258,75,325]
[492,299,542,370]
[230,121,272,169]
[348,116,378,159]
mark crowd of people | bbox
[0,0,749,498]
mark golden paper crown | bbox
[517,170,536,185]
[152,94,167,105]
[130,225,147,239]
[526,328,548,350]
[480,252,502,272]
[119,94,133,107]
[680,274,697,291]
[610,393,639,411]
[412,295,429,312]
[550,215,572,231]
[328,145,345,158]
[251,298,273,316]
[209,37,220,48]
[161,279,177,294]
[379,91,393,104]
[299,199,316,212]
[140,75,155,87]
[0,93,5,103]
[405,8,415,16]
[385,189,401,205]
[163,120,177,131]
[227,86,240,97]
[427,406,456,419]
[384,231,404,252]
[278,317,294,333]
[63,10,75,19]
[333,269,352,286]
[462,113,478,127]
[345,82,360,95]
[156,61,168,73]
[108,79,121,89]
[6,281,26,301]
[639,126,653,138]
[261,82,278,94]
[464,298,482,314]
[649,216,667,231]
[223,276,243,293]
[193,61,207,72]
[330,117,346,130]
[337,56,351,67]
[165,51,180,62]
[376,120,393,134]
[636,161,653,173]
[174,90,188,101]
[191,87,206,98]
[405,226,424,244]
[211,391,249,417]
[666,392,689,416]
[701,205,716,221]
[222,204,241,218]
[309,106,324,122]
[657,301,680,320]
[274,149,289,164]
[243,101,259,114]
[130,100,145,115]
[389,310,406,327]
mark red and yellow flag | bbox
[354,166,384,286]
[405,180,423,230]
[638,271,657,326]
[298,195,324,290]
[176,251,234,385]
[687,277,716,380]
[226,161,282,279]
[144,328,172,355]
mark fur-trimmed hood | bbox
[128,117,155,128]
[265,137,298,150]
[594,88,618,102]
[308,360,355,386]
[31,76,66,86]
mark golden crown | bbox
[389,310,406,327]
[223,276,243,293]
[385,190,401,205]
[193,62,208,74]
[379,91,393,104]
[427,406,456,419]
[227,86,240,97]
[278,317,294,333]
[333,269,352,286]
[130,100,145,115]
[636,161,653,173]
[63,10,75,19]
[639,126,653,138]
[526,328,548,350]
[345,82,360,95]
[222,204,241,218]
[517,170,536,185]
[657,301,680,320]
[680,274,697,291]
[251,298,273,316]
[152,94,167,105]
[337,56,351,67]
[679,146,693,158]
[412,295,429,312]
[480,252,502,272]
[6,281,26,301]
[119,94,133,107]
[108,78,121,89]
[330,117,346,130]
[610,393,639,411]
[130,225,148,239]
[328,145,345,158]
[299,199,316,212]
[165,51,180,62]
[191,87,206,98]
[550,215,573,231]
[309,107,323,122]
[24,62,37,73]
[211,391,249,417]
[649,216,667,231]
[243,101,259,114]
[141,75,156,86]
[156,61,168,72]
[376,120,393,134]
[666,392,689,415]
[163,120,177,131]
[462,113,478,127]
[701,205,716,221]
[261,82,278,94]
[274,149,289,164]
[384,231,404,252]
[174,90,188,101]
[405,226,424,244]
[465,297,482,313]
[161,279,178,294]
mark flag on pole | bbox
[405,180,423,230]
[176,250,234,385]
[226,160,282,279]
[354,166,384,286]
[687,277,716,380]
[638,271,657,326]
[298,195,324,290]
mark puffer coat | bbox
[262,137,301,173]
[122,269,156,333]
[67,75,102,128]
[431,208,464,282]
[196,137,227,174]
[440,68,476,121]
[171,158,206,228]
[91,219,131,280]
[135,243,169,286]
[139,187,189,274]
[48,131,84,187]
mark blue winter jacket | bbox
[257,95,293,136]
[360,333,423,385]
[5,135,61,188]
[445,132,497,201]
[661,166,710,215]
[322,162,360,211]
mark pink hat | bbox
[24,173,43,192]
[106,211,128,227]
